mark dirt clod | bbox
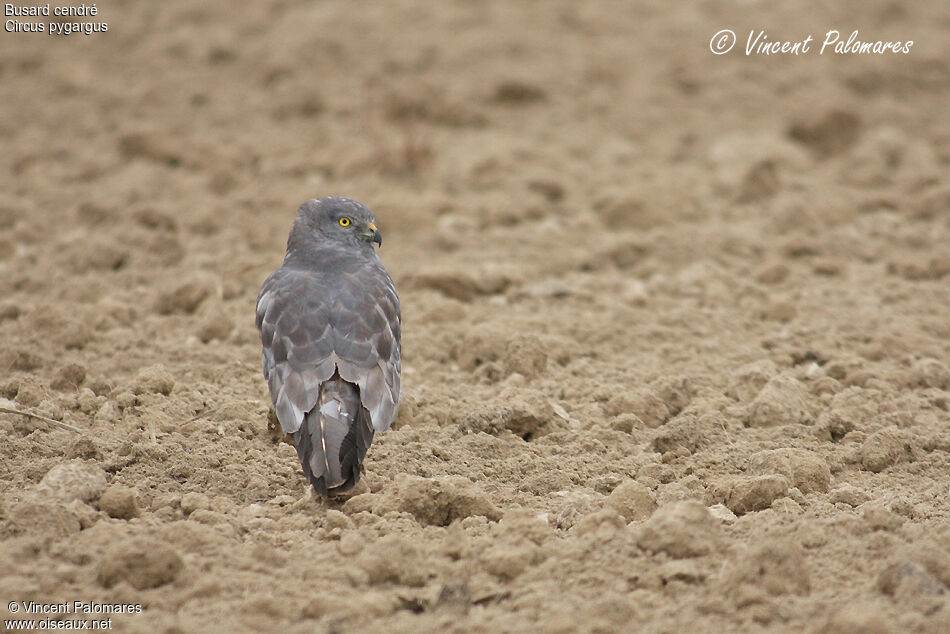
[35,460,108,504]
[98,484,139,520]
[374,475,502,526]
[606,480,657,522]
[636,501,721,558]
[725,475,789,515]
[97,539,184,590]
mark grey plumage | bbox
[256,197,401,497]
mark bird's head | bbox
[290,197,383,253]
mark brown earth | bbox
[2,1,950,632]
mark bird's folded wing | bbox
[332,268,401,432]
[257,266,401,434]
[257,270,335,434]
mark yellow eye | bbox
[338,217,351,227]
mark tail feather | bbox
[292,425,328,498]
[292,374,372,497]
[339,407,375,488]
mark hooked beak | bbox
[365,222,382,246]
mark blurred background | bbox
[2,1,950,632]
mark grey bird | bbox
[256,197,401,497]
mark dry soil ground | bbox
[2,1,950,632]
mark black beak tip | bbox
[373,230,382,246]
